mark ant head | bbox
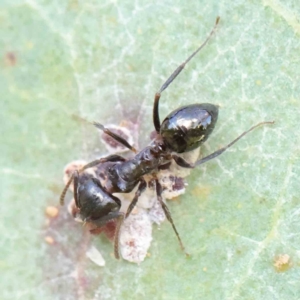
[78,176,121,220]
[160,103,219,153]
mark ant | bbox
[60,17,273,259]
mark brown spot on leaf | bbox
[191,186,211,198]
[4,52,17,66]
[169,175,185,191]
[89,220,116,241]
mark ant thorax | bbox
[95,137,171,195]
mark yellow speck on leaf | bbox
[45,236,55,244]
[45,206,59,218]
[274,254,292,272]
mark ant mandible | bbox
[60,17,273,259]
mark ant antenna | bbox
[159,16,220,94]
[153,16,220,132]
[195,121,275,166]
[60,173,74,205]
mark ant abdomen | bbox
[160,103,219,153]
[77,175,121,221]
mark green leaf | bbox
[2,1,300,299]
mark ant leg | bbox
[93,121,137,153]
[60,154,126,206]
[76,115,137,153]
[125,178,147,218]
[172,155,195,169]
[60,172,75,206]
[80,154,126,172]
[114,213,125,259]
[172,121,274,168]
[153,17,220,132]
[155,179,189,256]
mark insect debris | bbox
[60,16,274,260]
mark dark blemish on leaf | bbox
[89,220,117,241]
[169,175,185,191]
[127,239,136,248]
[4,52,17,66]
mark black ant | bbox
[60,17,273,259]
